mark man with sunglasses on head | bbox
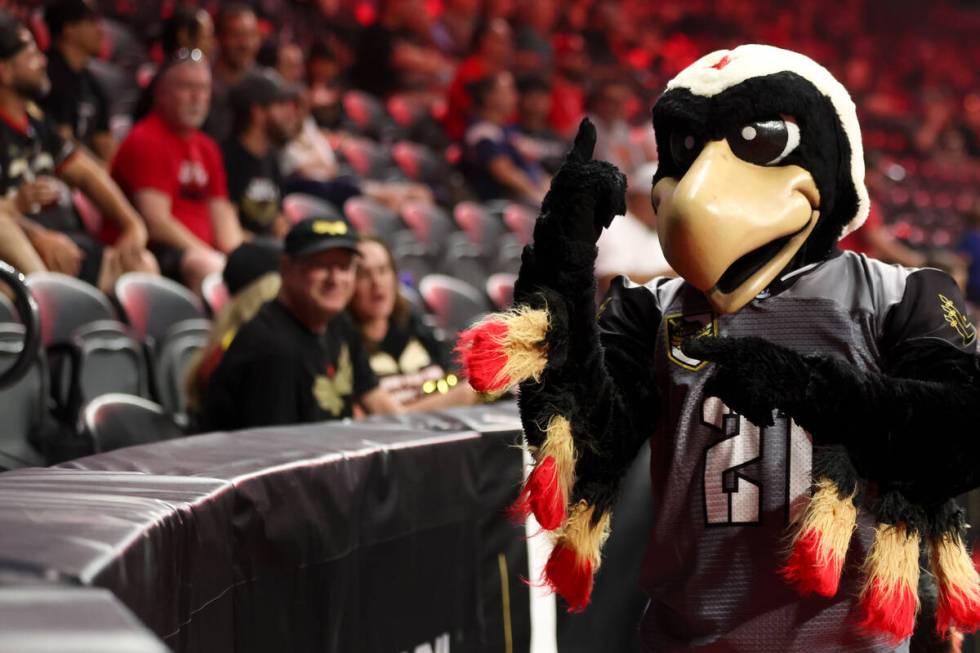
[111,47,244,293]
[0,12,157,292]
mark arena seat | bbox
[391,229,433,286]
[281,192,341,225]
[114,273,208,412]
[26,273,147,422]
[152,319,211,421]
[200,272,229,316]
[392,141,448,185]
[493,233,524,275]
[502,202,536,246]
[343,196,403,239]
[81,393,183,453]
[0,293,17,323]
[337,137,396,180]
[485,273,517,310]
[400,201,456,260]
[0,323,47,469]
[439,232,491,290]
[341,89,389,140]
[453,201,508,256]
[418,274,490,334]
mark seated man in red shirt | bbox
[112,49,244,291]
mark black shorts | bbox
[150,244,186,282]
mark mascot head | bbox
[651,44,868,313]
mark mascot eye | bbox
[669,130,704,170]
[727,118,801,165]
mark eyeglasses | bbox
[171,47,205,64]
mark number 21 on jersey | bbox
[701,396,812,526]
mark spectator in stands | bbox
[112,48,243,292]
[160,5,215,61]
[430,0,480,59]
[957,202,980,305]
[548,34,588,138]
[350,236,478,407]
[513,74,567,175]
[588,78,647,174]
[206,3,261,142]
[0,13,156,291]
[224,70,300,238]
[350,0,452,98]
[461,71,548,204]
[838,201,925,267]
[185,238,282,417]
[42,0,115,163]
[257,39,305,86]
[512,0,557,73]
[444,18,514,141]
[595,162,672,295]
[202,216,402,430]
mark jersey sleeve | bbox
[880,268,977,361]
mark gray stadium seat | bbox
[81,393,183,453]
[418,274,491,335]
[0,323,47,469]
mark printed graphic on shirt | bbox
[239,177,279,228]
[664,311,717,371]
[939,293,976,346]
[313,345,353,416]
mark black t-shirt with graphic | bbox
[202,300,379,431]
[0,108,105,283]
[43,48,111,147]
[222,138,282,236]
[366,311,450,404]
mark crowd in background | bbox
[0,0,976,432]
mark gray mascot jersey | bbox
[597,250,976,652]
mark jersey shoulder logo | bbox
[938,293,976,346]
[664,311,717,371]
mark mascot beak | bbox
[653,139,821,314]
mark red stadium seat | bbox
[200,272,230,316]
[282,193,342,226]
[344,196,403,239]
[486,273,517,310]
[418,274,490,335]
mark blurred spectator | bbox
[924,248,968,295]
[512,73,567,175]
[202,216,401,430]
[0,13,156,292]
[595,162,672,294]
[305,42,343,129]
[42,0,115,162]
[548,33,588,138]
[112,49,243,292]
[512,0,557,73]
[460,71,548,204]
[349,0,451,98]
[159,4,215,60]
[185,238,282,416]
[351,236,478,407]
[224,69,300,238]
[839,201,925,267]
[257,39,305,86]
[443,17,513,141]
[957,203,980,305]
[430,0,479,59]
[205,3,261,142]
[588,78,647,173]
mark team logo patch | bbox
[664,311,717,371]
[939,294,976,346]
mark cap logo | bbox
[312,220,348,236]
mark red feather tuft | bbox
[937,583,980,635]
[455,320,510,392]
[859,578,918,644]
[508,456,565,530]
[781,528,845,597]
[545,543,594,612]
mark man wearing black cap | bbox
[223,69,300,238]
[42,0,114,163]
[202,216,401,430]
[0,12,157,291]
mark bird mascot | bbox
[457,44,980,651]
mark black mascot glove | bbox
[682,336,810,427]
[535,117,627,249]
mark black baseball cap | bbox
[44,0,99,37]
[229,68,300,114]
[223,238,283,295]
[284,216,360,258]
[0,13,29,59]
